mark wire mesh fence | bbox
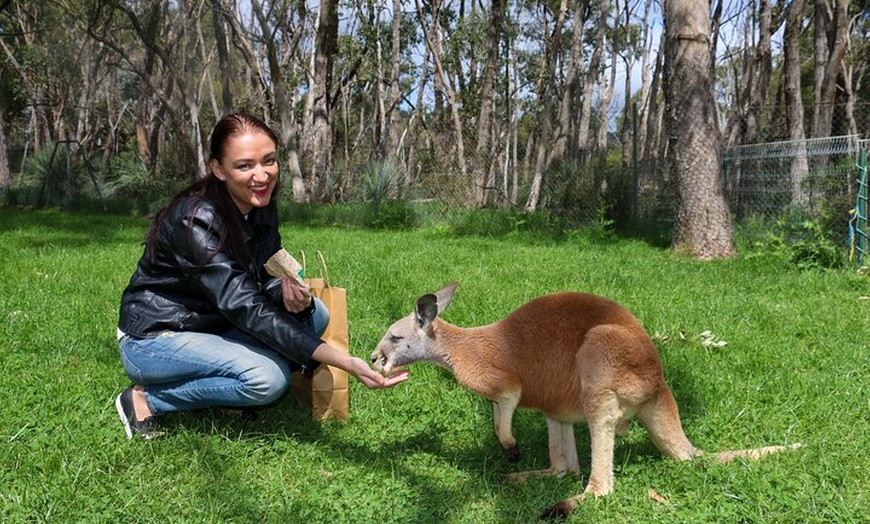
[356,133,869,247]
[631,136,868,250]
[853,148,868,265]
[723,135,863,220]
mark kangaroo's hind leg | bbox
[537,392,622,520]
[636,387,702,461]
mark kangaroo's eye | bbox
[389,335,402,344]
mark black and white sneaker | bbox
[115,386,164,440]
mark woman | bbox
[115,112,408,439]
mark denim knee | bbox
[239,360,290,406]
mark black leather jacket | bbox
[118,195,321,371]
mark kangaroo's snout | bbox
[370,344,394,374]
[370,348,385,369]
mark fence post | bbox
[856,146,868,266]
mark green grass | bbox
[1,208,867,523]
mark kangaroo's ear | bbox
[415,293,439,330]
[435,281,458,314]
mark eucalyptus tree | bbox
[300,0,338,201]
[470,0,506,206]
[0,0,119,207]
[720,0,778,147]
[80,0,212,177]
[0,75,9,202]
[664,0,735,259]
[577,0,610,160]
[524,0,568,212]
[0,0,18,201]
[0,2,84,148]
[550,0,588,167]
[812,0,851,138]
[228,0,311,200]
[784,0,808,203]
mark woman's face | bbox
[210,131,278,214]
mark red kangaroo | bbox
[371,282,801,520]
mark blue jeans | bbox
[119,298,329,416]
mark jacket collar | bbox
[239,200,277,246]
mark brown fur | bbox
[372,282,800,520]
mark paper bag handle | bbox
[298,250,331,288]
[315,250,331,288]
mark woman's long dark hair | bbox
[144,113,280,268]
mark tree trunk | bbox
[132,0,163,169]
[597,37,617,156]
[0,101,8,204]
[472,0,504,206]
[211,0,234,114]
[301,0,338,202]
[644,41,665,159]
[406,43,432,194]
[813,0,850,138]
[618,0,635,168]
[526,0,568,212]
[416,0,468,196]
[744,0,773,144]
[664,0,735,259]
[386,0,404,161]
[551,0,586,166]
[784,0,808,204]
[577,0,609,160]
[635,0,654,159]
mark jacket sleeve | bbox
[175,208,323,369]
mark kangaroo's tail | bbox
[711,443,803,464]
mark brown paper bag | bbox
[292,251,350,421]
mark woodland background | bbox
[0,0,868,255]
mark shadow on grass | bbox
[140,362,712,524]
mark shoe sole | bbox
[115,393,134,440]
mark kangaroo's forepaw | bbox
[504,443,520,462]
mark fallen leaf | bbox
[647,488,669,504]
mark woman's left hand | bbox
[348,356,410,389]
[281,277,312,313]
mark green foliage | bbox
[101,151,165,214]
[5,145,76,208]
[360,161,418,230]
[785,220,845,269]
[100,143,197,215]
[361,160,401,205]
[1,209,867,523]
[363,199,418,230]
[738,211,847,270]
[444,207,569,240]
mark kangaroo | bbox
[371,282,801,520]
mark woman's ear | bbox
[209,159,225,181]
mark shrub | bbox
[739,212,846,270]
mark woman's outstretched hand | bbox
[349,356,410,389]
[311,344,409,390]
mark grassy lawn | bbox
[0,208,867,523]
